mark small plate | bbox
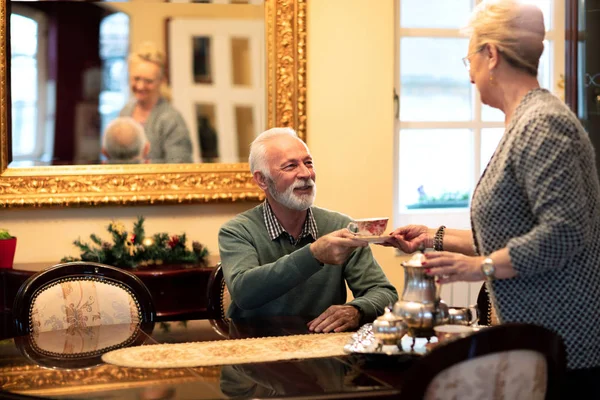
[353,235,392,244]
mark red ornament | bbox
[168,235,180,249]
[130,234,137,243]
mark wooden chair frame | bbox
[13,261,155,336]
[400,323,567,400]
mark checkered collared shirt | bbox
[262,201,319,245]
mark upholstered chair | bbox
[12,261,155,368]
[401,323,566,400]
[207,262,231,337]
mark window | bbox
[99,12,129,136]
[10,7,50,163]
[394,0,565,307]
[395,0,564,228]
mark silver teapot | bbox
[392,256,449,337]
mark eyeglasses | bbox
[462,46,485,71]
[132,76,158,86]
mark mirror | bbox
[0,0,307,208]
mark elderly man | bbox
[218,127,398,333]
[102,117,150,163]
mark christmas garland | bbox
[61,216,209,269]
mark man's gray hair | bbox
[103,117,148,162]
[249,127,301,176]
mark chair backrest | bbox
[207,262,231,337]
[13,261,155,336]
[401,323,566,400]
[207,262,231,319]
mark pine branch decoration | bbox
[61,216,209,269]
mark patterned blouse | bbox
[471,88,600,369]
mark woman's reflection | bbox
[119,42,193,163]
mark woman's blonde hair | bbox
[465,0,545,77]
[128,41,172,101]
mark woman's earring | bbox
[489,71,496,86]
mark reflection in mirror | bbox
[9,0,265,167]
[0,0,306,208]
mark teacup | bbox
[433,325,476,344]
[347,217,389,236]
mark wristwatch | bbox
[481,257,496,280]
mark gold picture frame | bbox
[0,0,307,208]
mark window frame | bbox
[394,0,564,225]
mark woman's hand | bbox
[379,225,430,253]
[423,252,486,284]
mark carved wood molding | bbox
[0,0,306,208]
[267,0,307,141]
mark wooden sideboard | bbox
[0,255,220,323]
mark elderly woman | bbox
[385,0,600,394]
[119,42,193,163]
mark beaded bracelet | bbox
[433,225,446,251]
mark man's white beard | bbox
[267,177,316,211]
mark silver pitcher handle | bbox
[467,304,480,326]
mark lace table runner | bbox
[102,333,352,368]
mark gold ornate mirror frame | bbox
[0,0,306,208]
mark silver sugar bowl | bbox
[372,307,408,346]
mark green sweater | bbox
[218,204,398,322]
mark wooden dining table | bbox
[0,313,423,399]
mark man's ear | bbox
[253,171,269,191]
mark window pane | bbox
[99,12,129,139]
[538,40,552,90]
[235,105,254,160]
[10,14,37,56]
[400,38,472,121]
[522,0,552,30]
[400,0,472,29]
[231,37,251,86]
[12,103,36,155]
[480,128,504,174]
[193,36,213,84]
[481,103,505,122]
[196,103,219,162]
[399,129,473,209]
[11,14,38,157]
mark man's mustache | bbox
[292,179,315,189]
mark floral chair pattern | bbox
[424,350,546,400]
[13,262,155,360]
[28,279,142,356]
[31,280,140,334]
[400,323,566,400]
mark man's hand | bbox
[307,305,360,333]
[310,229,368,265]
